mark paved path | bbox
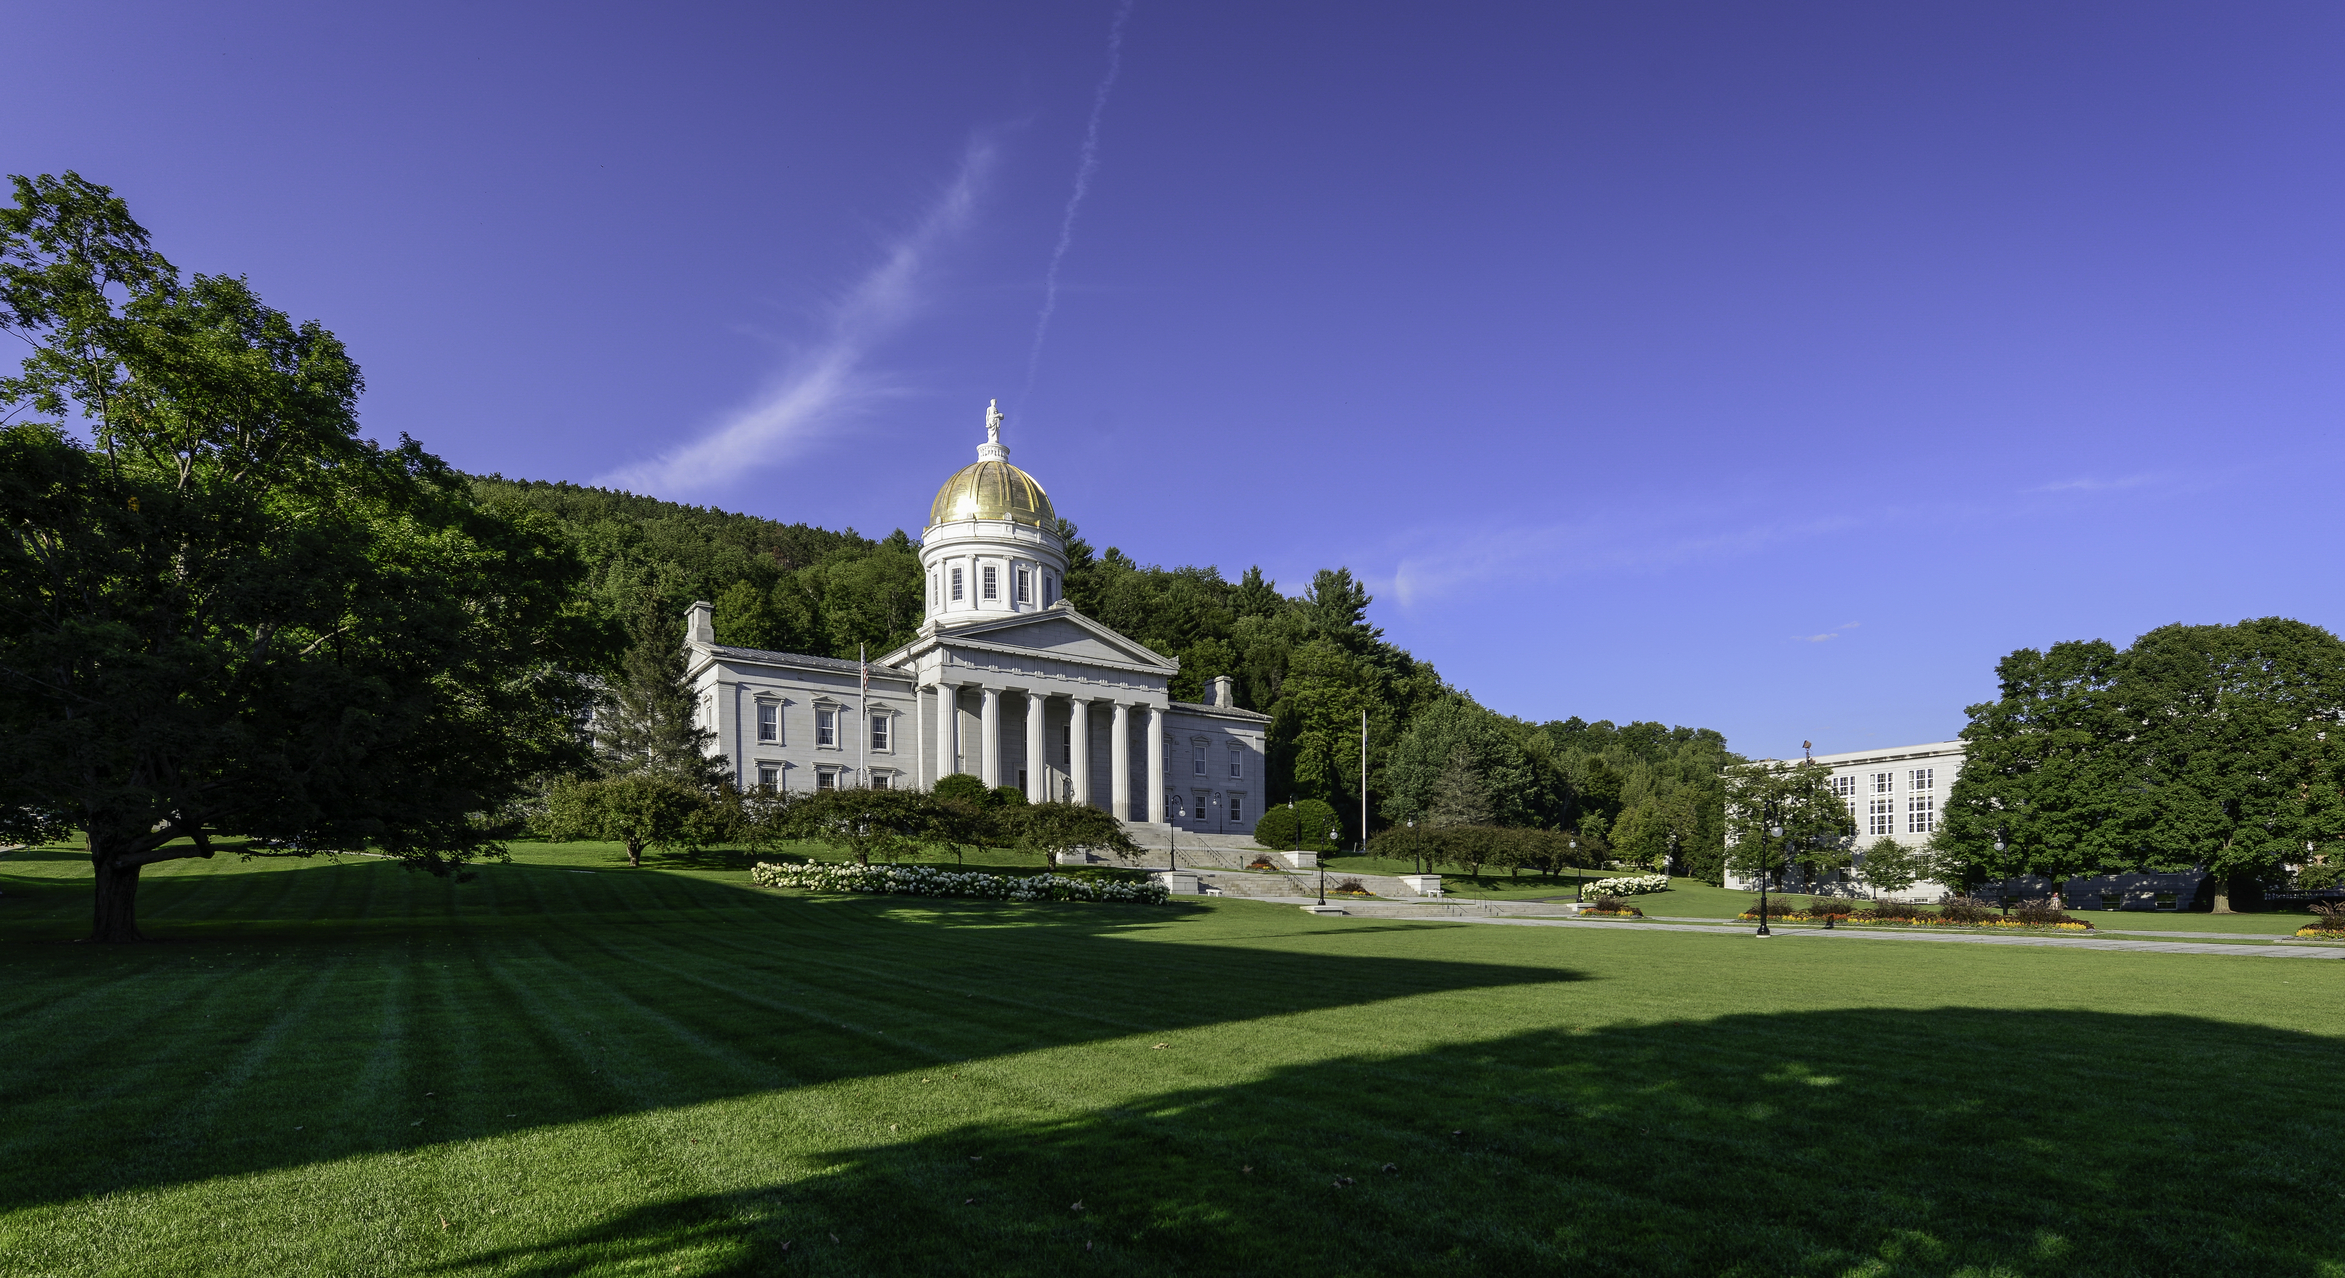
[1348,912,2345,959]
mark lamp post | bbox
[1167,795,1183,873]
[1408,818,1418,875]
[1758,824,1783,936]
[1995,830,2008,917]
[1570,838,1582,902]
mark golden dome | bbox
[929,459,1055,529]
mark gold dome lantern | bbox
[929,459,1055,528]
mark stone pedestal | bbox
[1397,874,1443,897]
[1278,850,1319,870]
[1152,871,1201,895]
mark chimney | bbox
[1210,674,1234,708]
[685,599,716,647]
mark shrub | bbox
[1807,897,1857,918]
[1742,897,1805,919]
[1861,898,1923,921]
[2010,898,2080,927]
[1254,799,1340,852]
[2306,902,2345,932]
[1333,878,1372,897]
[750,861,1169,904]
[1585,874,1670,897]
[1938,895,1998,924]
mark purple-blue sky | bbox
[13,2,2344,758]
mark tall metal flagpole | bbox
[859,644,868,787]
[1358,707,1366,855]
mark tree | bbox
[1385,700,1535,828]
[539,773,716,868]
[1723,759,1856,888]
[1009,801,1140,869]
[594,633,729,789]
[0,173,598,941]
[2118,619,2345,912]
[1854,836,1930,898]
[786,787,931,866]
[1937,640,2132,900]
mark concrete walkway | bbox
[1351,912,2345,959]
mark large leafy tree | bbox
[1723,759,1856,887]
[2119,619,2345,912]
[0,173,598,940]
[1938,639,2133,897]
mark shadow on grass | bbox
[424,1008,2345,1277]
[0,857,1580,1214]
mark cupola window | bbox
[951,567,964,601]
[982,566,998,600]
[1015,568,1030,604]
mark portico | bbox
[684,399,1269,839]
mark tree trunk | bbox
[2214,873,2261,914]
[90,848,147,943]
[626,839,643,868]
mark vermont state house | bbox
[682,403,1268,838]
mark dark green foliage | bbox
[1943,618,2345,911]
[930,773,991,807]
[989,784,1029,809]
[0,172,597,940]
[537,772,723,869]
[1253,798,1341,852]
[1724,759,1858,887]
[1008,800,1141,868]
[592,636,729,789]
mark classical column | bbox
[1110,702,1131,820]
[916,685,929,788]
[1068,697,1092,807]
[1146,704,1166,824]
[979,687,1001,787]
[932,681,953,778]
[1025,690,1048,803]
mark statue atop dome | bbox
[985,398,1004,446]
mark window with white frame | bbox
[1229,793,1244,823]
[872,772,891,790]
[756,764,780,790]
[1869,798,1895,836]
[1832,775,1857,798]
[816,769,836,790]
[1043,574,1055,606]
[816,706,837,747]
[1907,795,1935,834]
[1192,740,1207,776]
[1015,568,1030,604]
[982,565,998,600]
[756,703,777,743]
[951,567,964,601]
[1228,741,1243,779]
[870,714,889,751]
[1909,767,1934,791]
[1871,772,1894,794]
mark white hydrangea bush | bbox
[1585,874,1671,896]
[750,861,1170,905]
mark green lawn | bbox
[4,839,2343,1276]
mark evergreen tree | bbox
[594,636,728,790]
[1427,745,1495,828]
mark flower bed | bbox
[2295,926,2345,939]
[1735,909,2092,931]
[1578,907,1643,918]
[1584,874,1670,897]
[750,861,1169,904]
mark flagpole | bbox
[859,644,868,788]
[1359,706,1367,855]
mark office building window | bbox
[1229,742,1243,779]
[1871,772,1894,794]
[756,703,777,742]
[1909,767,1934,791]
[816,707,837,747]
[951,567,964,601]
[1192,741,1207,776]
[871,714,889,751]
[756,764,779,790]
[1907,795,1935,834]
[1832,775,1857,798]
[982,565,998,599]
[1015,568,1030,604]
[1869,798,1895,836]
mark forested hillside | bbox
[475,476,1739,872]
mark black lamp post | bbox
[1570,838,1582,901]
[1167,795,1183,873]
[1758,824,1783,936]
[1407,818,1419,874]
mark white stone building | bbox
[681,402,1269,838]
[1724,740,1965,900]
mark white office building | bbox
[1724,740,1965,900]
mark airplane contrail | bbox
[1024,0,1137,395]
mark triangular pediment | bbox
[904,607,1176,672]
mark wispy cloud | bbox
[1024,0,1136,395]
[1796,621,1862,643]
[597,140,995,497]
[2024,473,2155,494]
